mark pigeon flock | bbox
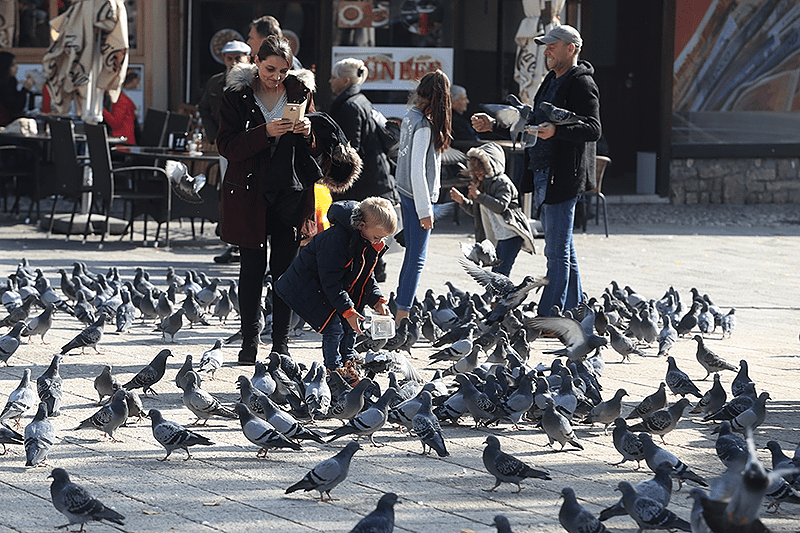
[0,256,798,533]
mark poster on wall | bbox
[673,0,800,144]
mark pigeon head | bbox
[146,409,163,423]
[375,492,399,511]
[560,487,576,500]
[484,435,501,449]
[48,467,70,482]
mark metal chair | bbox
[0,144,41,220]
[579,155,611,237]
[83,123,172,247]
[45,117,92,238]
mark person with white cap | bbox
[473,24,601,316]
[199,39,252,146]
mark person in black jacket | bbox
[0,52,35,126]
[473,24,601,316]
[274,198,396,380]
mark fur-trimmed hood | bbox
[225,63,316,99]
[467,142,505,177]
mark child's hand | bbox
[346,311,365,335]
[373,301,390,316]
[449,187,465,204]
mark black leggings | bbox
[238,220,300,353]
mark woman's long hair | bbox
[414,70,452,152]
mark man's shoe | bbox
[214,247,240,264]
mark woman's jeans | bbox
[537,196,582,315]
[396,194,430,312]
[322,313,357,370]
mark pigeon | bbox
[74,388,129,441]
[461,239,501,267]
[731,360,754,398]
[25,401,55,466]
[285,441,361,500]
[327,387,398,446]
[0,293,39,328]
[628,398,691,444]
[155,291,175,321]
[441,345,482,377]
[541,101,586,125]
[727,391,770,434]
[610,417,646,469]
[123,349,173,396]
[720,308,736,338]
[155,308,185,343]
[73,292,96,325]
[498,371,536,427]
[181,290,210,327]
[60,315,106,355]
[0,423,23,453]
[639,432,708,487]
[616,480,691,532]
[583,388,628,432]
[715,421,747,467]
[303,361,331,420]
[124,390,144,424]
[347,492,398,533]
[485,276,548,324]
[607,324,646,362]
[232,403,301,456]
[181,371,237,425]
[676,300,700,336]
[526,315,607,361]
[626,383,668,421]
[197,339,224,379]
[542,399,584,451]
[693,335,738,380]
[49,468,125,531]
[454,373,499,427]
[37,355,63,417]
[0,368,38,427]
[657,312,678,356]
[212,289,233,324]
[196,278,221,309]
[691,373,727,416]
[147,408,213,461]
[115,289,136,333]
[559,486,608,533]
[491,515,515,533]
[600,462,673,521]
[411,391,448,457]
[482,435,550,492]
[256,394,324,443]
[252,360,277,396]
[687,487,770,533]
[704,382,758,423]
[0,321,25,365]
[20,303,55,344]
[665,356,702,398]
[93,365,119,405]
[236,374,268,418]
[332,377,381,423]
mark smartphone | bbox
[282,101,306,125]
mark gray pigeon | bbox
[0,368,38,427]
[212,289,233,324]
[123,349,173,396]
[412,391,448,457]
[348,492,398,533]
[147,408,213,461]
[0,293,38,328]
[610,417,645,469]
[542,399,583,451]
[454,373,499,427]
[704,382,757,422]
[327,387,398,446]
[626,382,668,420]
[526,315,607,361]
[691,373,727,415]
[93,365,119,405]
[25,401,55,466]
[124,390,144,424]
[688,487,771,533]
[235,375,268,418]
[715,421,747,468]
[20,303,55,344]
[181,371,237,425]
[482,435,551,492]
[656,312,678,356]
[155,308,185,343]
[441,345,482,377]
[727,391,770,434]
[600,462,673,521]
[74,388,129,441]
[49,468,125,530]
[333,377,380,423]
[303,361,331,420]
[233,403,301,456]
[181,290,211,327]
[731,360,754,398]
[155,291,174,321]
[285,440,361,500]
[37,355,63,417]
[256,394,325,443]
[665,356,702,398]
[720,308,736,338]
[491,515,514,533]
[0,423,23,453]
[693,335,738,380]
[197,339,224,380]
[252,360,277,396]
[639,432,708,488]
[60,315,106,355]
[617,480,691,532]
[607,324,646,362]
[175,354,194,391]
[628,398,691,444]
[0,321,26,365]
[559,486,608,533]
[583,388,628,432]
[115,289,136,333]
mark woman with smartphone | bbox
[216,35,319,365]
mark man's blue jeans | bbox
[492,236,523,277]
[537,196,582,315]
[396,194,430,312]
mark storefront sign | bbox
[332,46,454,91]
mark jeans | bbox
[322,313,357,370]
[537,196,582,316]
[396,194,430,312]
[492,236,523,277]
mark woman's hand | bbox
[293,116,312,137]
[420,216,433,230]
[449,187,465,204]
[471,113,494,133]
[467,179,480,199]
[266,118,294,138]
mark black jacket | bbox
[523,60,601,204]
[274,201,386,332]
[329,84,398,203]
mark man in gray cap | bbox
[473,24,601,316]
[198,39,251,146]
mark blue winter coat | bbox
[274,201,386,332]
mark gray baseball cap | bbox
[534,25,583,48]
[221,40,251,55]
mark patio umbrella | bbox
[513,0,565,104]
[42,0,129,122]
[0,0,16,48]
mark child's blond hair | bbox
[351,197,397,234]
